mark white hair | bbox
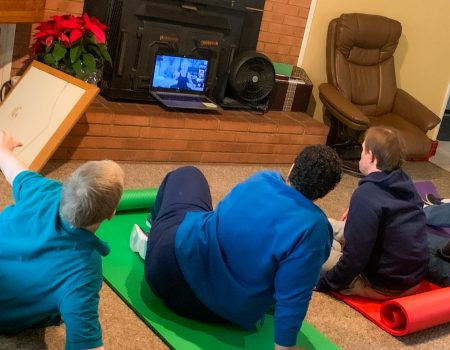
[60,160,124,227]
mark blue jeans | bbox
[424,203,450,227]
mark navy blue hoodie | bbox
[317,168,429,292]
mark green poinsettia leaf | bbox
[72,59,83,78]
[52,42,67,63]
[43,53,56,67]
[70,46,82,64]
[87,44,102,58]
[86,34,98,45]
[82,53,96,73]
[99,45,112,65]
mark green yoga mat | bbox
[97,189,339,350]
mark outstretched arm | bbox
[0,130,26,185]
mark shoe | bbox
[423,193,443,206]
[437,247,450,262]
[130,224,148,260]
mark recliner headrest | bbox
[335,13,402,65]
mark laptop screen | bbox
[150,54,209,93]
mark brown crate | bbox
[269,66,313,113]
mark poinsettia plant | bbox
[31,13,112,82]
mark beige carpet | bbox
[1,160,449,350]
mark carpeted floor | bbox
[1,160,449,350]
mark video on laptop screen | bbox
[151,55,209,92]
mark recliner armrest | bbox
[319,83,370,131]
[393,89,441,132]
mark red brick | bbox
[264,2,274,11]
[272,4,299,16]
[184,114,219,130]
[264,43,289,55]
[270,0,290,4]
[67,148,106,160]
[187,141,248,153]
[70,124,111,137]
[284,15,307,28]
[113,113,150,126]
[109,125,141,137]
[268,23,302,38]
[55,93,327,165]
[259,31,281,44]
[256,41,265,52]
[150,114,185,128]
[235,132,269,143]
[298,7,310,18]
[83,111,115,124]
[170,151,203,162]
[149,139,188,151]
[217,114,249,132]
[288,0,311,7]
[261,11,285,24]
[134,150,173,162]
[273,144,305,154]
[51,148,69,160]
[201,152,234,163]
[246,143,276,154]
[290,45,301,56]
[280,35,302,46]
[243,116,277,133]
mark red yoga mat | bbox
[331,281,450,336]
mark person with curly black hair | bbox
[317,126,429,300]
[136,144,341,350]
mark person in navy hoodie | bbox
[141,145,342,350]
[317,126,429,299]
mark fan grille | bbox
[230,56,275,102]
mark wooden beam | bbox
[0,0,45,23]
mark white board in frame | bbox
[0,60,99,171]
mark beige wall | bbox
[301,0,450,138]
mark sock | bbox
[130,224,148,260]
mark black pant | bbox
[144,166,226,323]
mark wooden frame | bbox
[0,61,99,171]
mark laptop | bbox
[150,54,221,112]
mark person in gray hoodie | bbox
[317,126,429,299]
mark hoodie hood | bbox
[359,168,421,203]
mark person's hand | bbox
[340,208,349,221]
[0,129,22,152]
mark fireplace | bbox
[84,0,265,103]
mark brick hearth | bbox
[52,96,329,165]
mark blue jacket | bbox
[175,171,332,347]
[317,169,428,292]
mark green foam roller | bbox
[116,188,158,212]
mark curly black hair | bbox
[288,145,342,200]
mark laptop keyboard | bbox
[159,94,209,102]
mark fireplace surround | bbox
[84,0,266,103]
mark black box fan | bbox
[219,51,275,112]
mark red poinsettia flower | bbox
[31,13,111,82]
[69,28,83,43]
[82,13,106,44]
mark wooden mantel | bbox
[0,0,45,23]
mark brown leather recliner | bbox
[319,13,441,160]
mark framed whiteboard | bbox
[0,60,99,171]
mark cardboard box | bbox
[269,66,313,113]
